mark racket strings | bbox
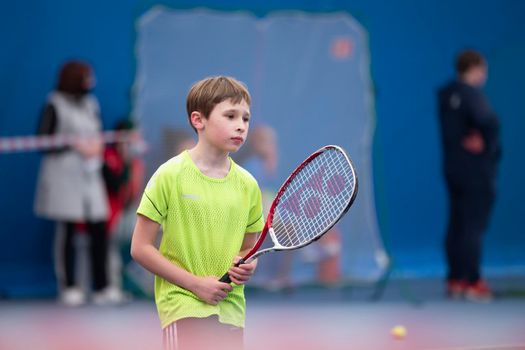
[272,149,356,248]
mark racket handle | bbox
[218,258,245,283]
[218,273,232,283]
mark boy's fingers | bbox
[228,270,243,279]
[230,270,251,281]
[219,281,233,291]
[231,266,253,275]
[231,275,249,285]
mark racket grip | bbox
[218,258,245,284]
[219,273,232,283]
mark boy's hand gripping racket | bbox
[220,145,358,283]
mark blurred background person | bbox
[242,125,343,288]
[102,118,145,301]
[242,125,279,211]
[116,126,195,298]
[302,226,342,285]
[34,60,114,306]
[163,127,196,159]
[438,50,501,302]
[241,125,293,289]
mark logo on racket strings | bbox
[281,167,346,218]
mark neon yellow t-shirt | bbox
[137,151,264,329]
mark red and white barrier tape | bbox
[0,131,143,154]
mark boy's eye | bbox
[243,117,250,122]
[226,114,234,119]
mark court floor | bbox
[1,278,524,350]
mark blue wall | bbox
[1,0,525,295]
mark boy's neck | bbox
[188,143,231,179]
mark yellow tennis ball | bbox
[390,325,407,339]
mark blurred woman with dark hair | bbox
[34,60,116,306]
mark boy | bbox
[131,76,264,349]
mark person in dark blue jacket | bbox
[438,50,501,302]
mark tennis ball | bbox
[390,325,407,339]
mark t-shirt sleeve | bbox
[246,182,265,233]
[137,163,171,224]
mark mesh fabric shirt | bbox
[137,151,264,328]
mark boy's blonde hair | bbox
[186,76,251,132]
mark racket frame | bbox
[244,145,358,263]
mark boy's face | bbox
[199,98,251,153]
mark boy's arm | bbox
[131,214,232,304]
[227,231,259,285]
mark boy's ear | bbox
[190,111,205,131]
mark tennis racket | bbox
[220,145,358,283]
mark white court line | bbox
[422,344,525,350]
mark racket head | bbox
[244,145,358,262]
